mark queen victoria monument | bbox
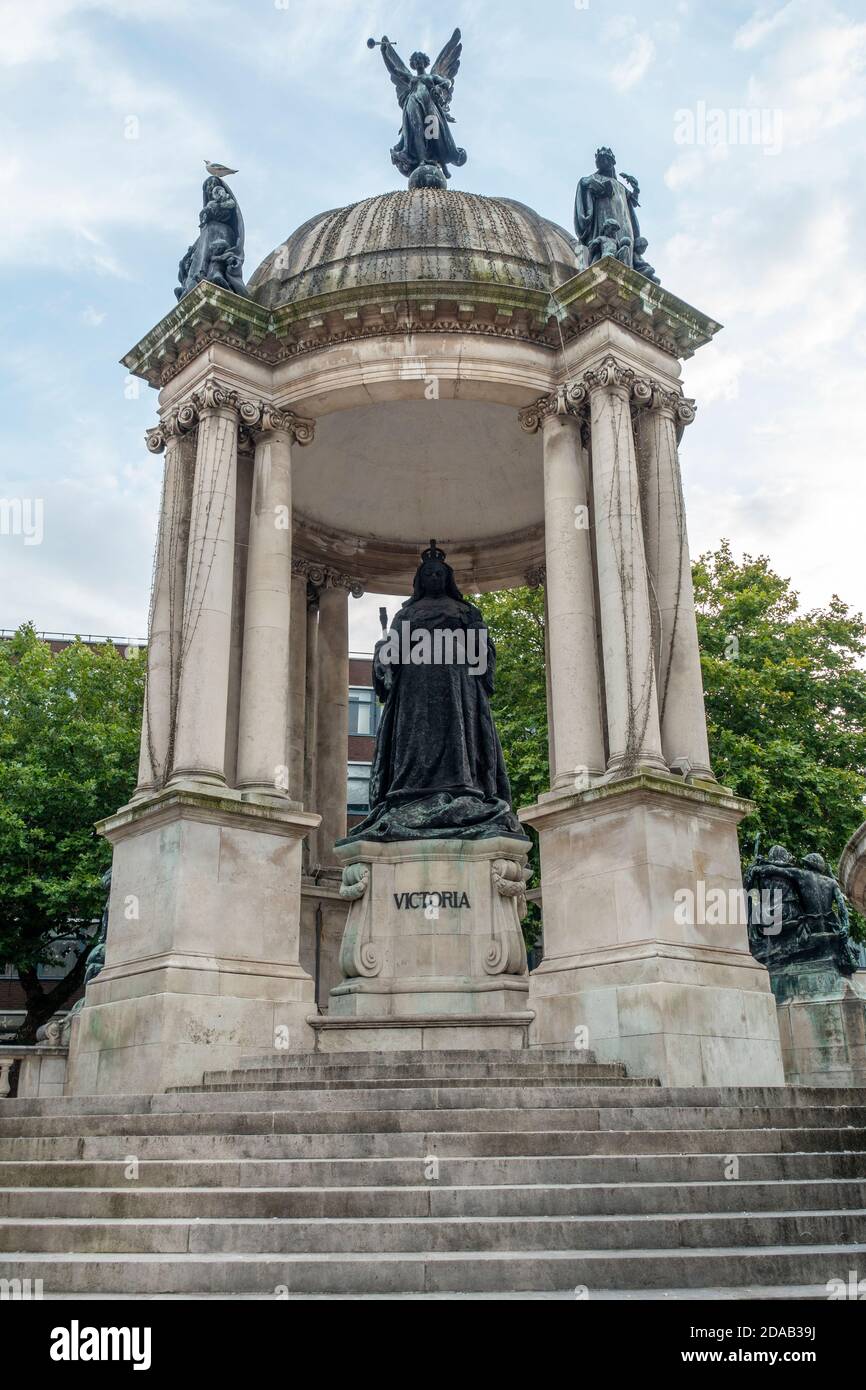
[63,27,785,1096]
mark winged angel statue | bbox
[368,30,467,188]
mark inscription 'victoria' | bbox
[393,891,471,910]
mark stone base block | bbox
[521,775,785,1087]
[310,1013,533,1053]
[299,875,348,1009]
[775,970,866,1087]
[66,786,319,1095]
[328,837,531,1033]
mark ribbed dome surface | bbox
[249,190,584,309]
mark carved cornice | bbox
[122,266,723,391]
[292,556,364,598]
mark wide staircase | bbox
[1,1048,866,1298]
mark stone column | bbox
[235,406,315,798]
[288,564,309,804]
[135,405,195,794]
[585,356,666,776]
[315,574,359,867]
[303,580,320,869]
[520,392,606,790]
[169,381,240,786]
[635,388,713,780]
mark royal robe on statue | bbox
[341,594,526,844]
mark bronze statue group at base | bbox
[746,843,861,996]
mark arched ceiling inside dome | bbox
[291,397,543,566]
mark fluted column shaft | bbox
[235,410,299,796]
[536,408,606,787]
[170,387,239,785]
[635,393,713,779]
[586,362,666,776]
[315,581,350,866]
[303,585,320,868]
[136,412,194,794]
[288,567,309,804]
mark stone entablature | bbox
[122,260,722,390]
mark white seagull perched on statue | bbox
[204,160,238,177]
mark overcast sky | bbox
[1,0,864,653]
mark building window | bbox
[349,686,380,736]
[347,762,372,813]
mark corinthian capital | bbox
[518,381,589,433]
[144,402,196,453]
[191,379,239,415]
[582,355,635,397]
[239,399,316,446]
[637,384,698,427]
[292,557,363,598]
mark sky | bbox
[1,0,865,654]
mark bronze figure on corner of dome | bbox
[175,173,250,302]
[574,147,660,285]
[368,29,468,190]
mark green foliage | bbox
[694,542,866,882]
[474,585,549,810]
[0,625,145,1031]
[473,586,549,947]
[476,546,866,941]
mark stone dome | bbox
[249,189,584,309]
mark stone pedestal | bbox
[66,787,319,1095]
[326,838,532,1050]
[773,961,866,1087]
[521,775,785,1086]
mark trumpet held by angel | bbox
[368,29,468,187]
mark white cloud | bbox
[734,1,798,51]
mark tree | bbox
[476,545,866,937]
[0,626,145,1042]
[474,585,549,948]
[694,542,866,877]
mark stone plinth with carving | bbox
[320,837,531,1051]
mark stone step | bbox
[3,1178,864,1220]
[4,1104,866,1139]
[2,1209,864,1256]
[180,1075,656,1092]
[36,1286,838,1300]
[3,1243,864,1294]
[234,1048,595,1070]
[198,1061,629,1086]
[0,1150,863,1188]
[7,1084,866,1117]
[1,1126,864,1162]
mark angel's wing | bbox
[431,27,462,83]
[380,37,412,106]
